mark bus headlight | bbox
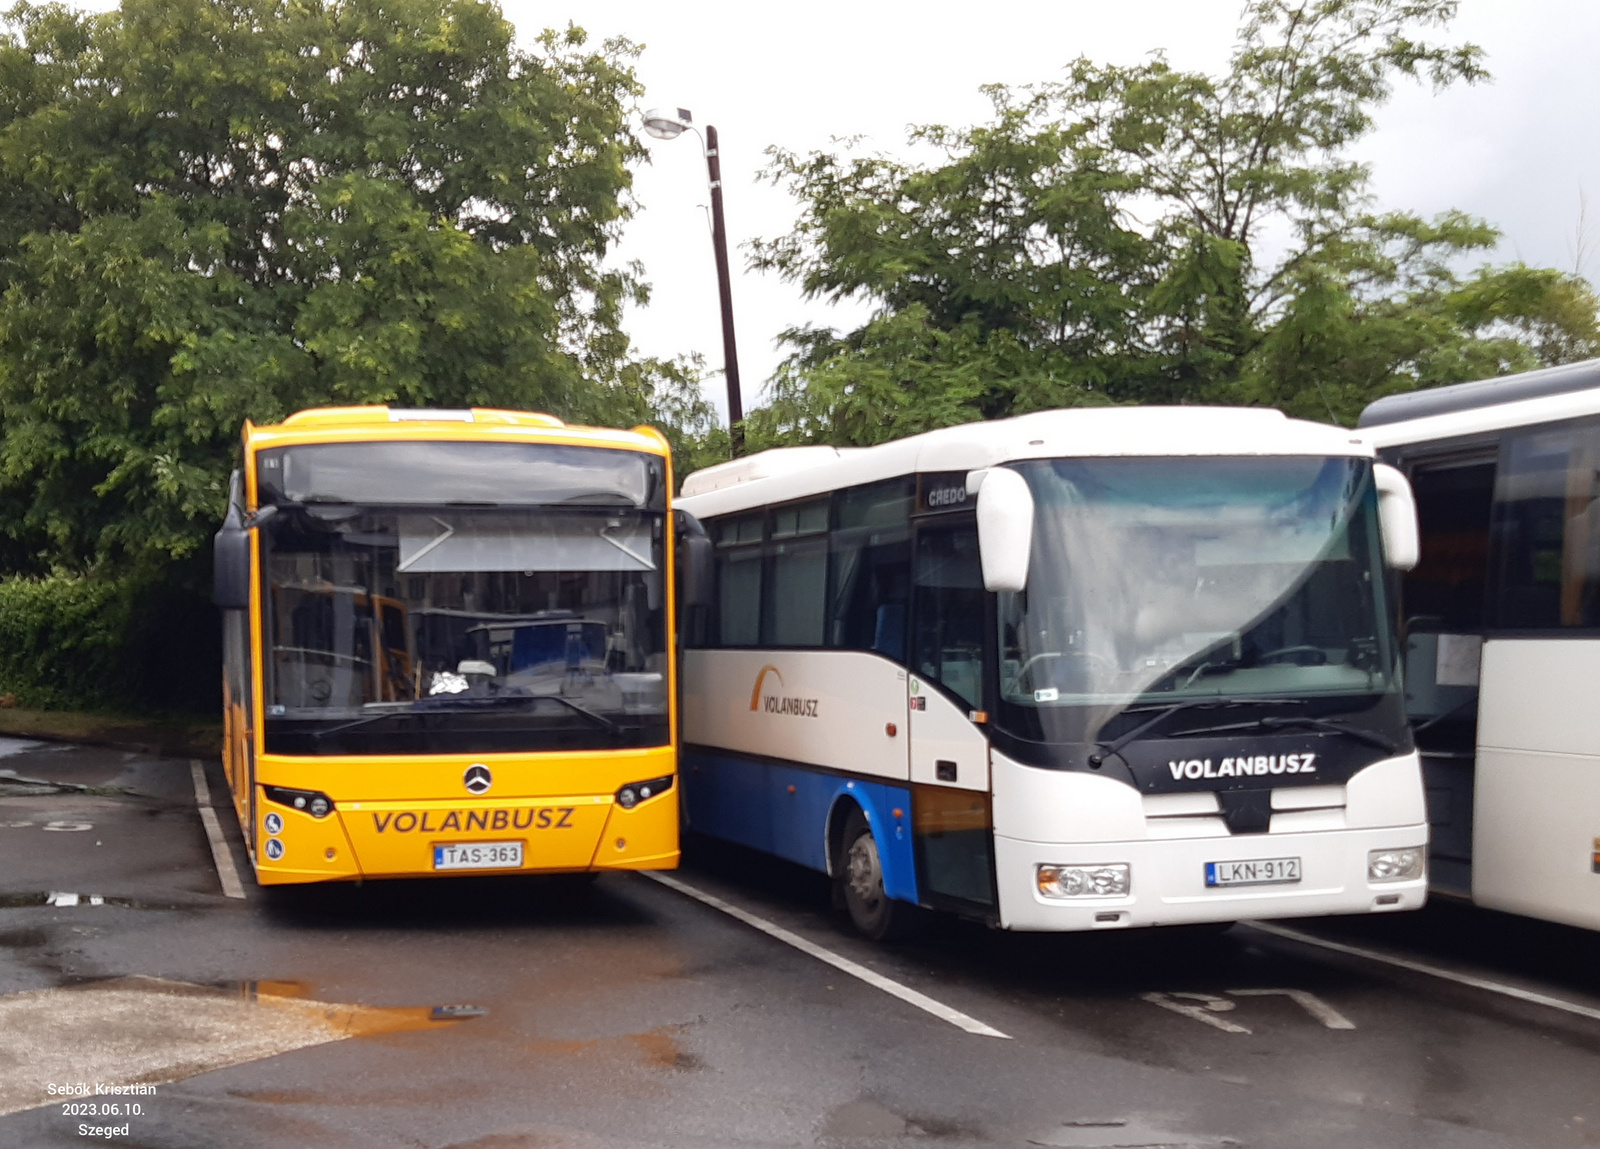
[1368,847,1424,882]
[616,775,674,810]
[263,785,336,819]
[1037,863,1131,899]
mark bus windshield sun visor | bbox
[256,441,666,510]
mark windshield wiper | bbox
[1165,714,1397,754]
[506,693,620,735]
[1088,698,1299,767]
[310,708,419,740]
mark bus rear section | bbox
[216,407,682,884]
[676,407,1430,937]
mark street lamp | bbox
[642,107,745,457]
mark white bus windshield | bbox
[997,456,1396,744]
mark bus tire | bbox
[837,809,919,942]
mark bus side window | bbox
[828,479,914,661]
[714,513,764,646]
[764,499,829,647]
[1490,418,1600,629]
[912,524,986,709]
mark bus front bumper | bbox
[250,788,679,885]
[992,824,1428,931]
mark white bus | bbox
[1360,359,1600,932]
[674,408,1430,938]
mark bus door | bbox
[1400,453,1497,898]
[908,504,996,912]
[1470,420,1600,930]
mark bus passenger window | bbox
[1490,419,1600,629]
[717,549,762,646]
[829,542,910,660]
[827,479,914,660]
[766,540,828,646]
[764,499,829,647]
[712,512,765,647]
[913,526,986,709]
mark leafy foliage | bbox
[749,0,1600,446]
[0,0,707,574]
[0,571,133,708]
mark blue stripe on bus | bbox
[681,748,919,906]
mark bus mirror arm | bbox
[973,468,1034,593]
[674,509,714,610]
[1373,463,1420,571]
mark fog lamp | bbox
[1368,847,1424,882]
[1037,863,1131,899]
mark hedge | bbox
[0,569,218,714]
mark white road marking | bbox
[643,872,1011,1039]
[41,820,92,831]
[190,760,245,900]
[1140,991,1251,1034]
[1242,920,1600,1024]
[1227,987,1356,1029]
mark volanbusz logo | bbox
[749,664,820,719]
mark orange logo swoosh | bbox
[750,665,783,711]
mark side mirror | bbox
[1373,463,1419,571]
[213,523,252,610]
[674,509,713,610]
[971,468,1034,592]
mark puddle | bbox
[1028,1118,1239,1148]
[0,891,188,911]
[0,768,121,797]
[0,975,470,1116]
[823,1100,919,1139]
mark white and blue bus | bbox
[675,407,1430,938]
[1361,358,1600,932]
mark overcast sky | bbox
[490,0,1600,422]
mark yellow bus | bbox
[213,406,707,885]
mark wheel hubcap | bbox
[846,832,883,910]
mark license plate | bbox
[433,841,524,871]
[1205,856,1301,887]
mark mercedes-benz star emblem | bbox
[463,764,492,795]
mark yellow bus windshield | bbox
[256,442,669,756]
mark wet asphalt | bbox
[0,736,1597,1149]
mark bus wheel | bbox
[838,810,918,942]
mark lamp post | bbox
[642,107,745,458]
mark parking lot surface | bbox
[1,737,1597,1148]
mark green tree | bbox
[0,0,705,575]
[750,0,1600,447]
